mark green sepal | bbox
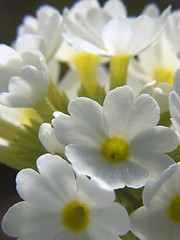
[78,84,106,106]
[158,111,171,127]
[121,231,140,240]
[0,118,21,141]
[47,79,69,114]
[0,119,47,170]
[115,187,143,240]
[115,186,144,215]
[167,145,180,163]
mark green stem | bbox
[110,54,131,90]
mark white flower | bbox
[130,162,180,240]
[139,82,170,113]
[1,153,130,240]
[52,86,178,189]
[16,5,63,62]
[0,44,48,108]
[169,69,180,140]
[63,0,126,50]
[63,6,170,57]
[127,36,180,91]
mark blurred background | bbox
[0,0,180,239]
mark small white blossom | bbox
[1,154,130,240]
[0,44,48,108]
[63,7,170,57]
[130,162,180,240]
[16,5,63,62]
[53,86,178,189]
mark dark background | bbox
[0,0,180,239]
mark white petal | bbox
[0,91,31,108]
[98,160,149,189]
[143,163,180,210]
[69,0,100,16]
[0,64,48,107]
[130,207,174,240]
[173,69,180,97]
[103,86,159,139]
[127,93,160,138]
[0,44,22,65]
[2,201,65,240]
[63,33,109,56]
[38,123,64,154]
[65,144,108,177]
[36,154,76,203]
[131,151,175,179]
[53,97,107,147]
[170,91,180,138]
[16,169,63,209]
[103,17,133,55]
[75,174,115,208]
[90,202,130,236]
[103,0,127,18]
[130,7,170,54]
[14,34,46,56]
[130,126,178,154]
[103,86,134,138]
[173,224,180,240]
[142,3,160,17]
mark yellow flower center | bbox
[101,137,130,163]
[153,67,174,86]
[168,194,180,222]
[62,201,90,232]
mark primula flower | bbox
[53,86,178,189]
[16,4,63,62]
[63,6,170,57]
[130,162,180,240]
[1,154,130,240]
[0,44,48,108]
[128,36,180,94]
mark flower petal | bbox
[130,207,173,240]
[53,97,107,147]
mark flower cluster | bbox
[1,0,180,240]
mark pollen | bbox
[168,194,180,222]
[153,67,174,86]
[62,201,90,232]
[101,137,130,163]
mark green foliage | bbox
[0,119,47,170]
[78,84,106,106]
